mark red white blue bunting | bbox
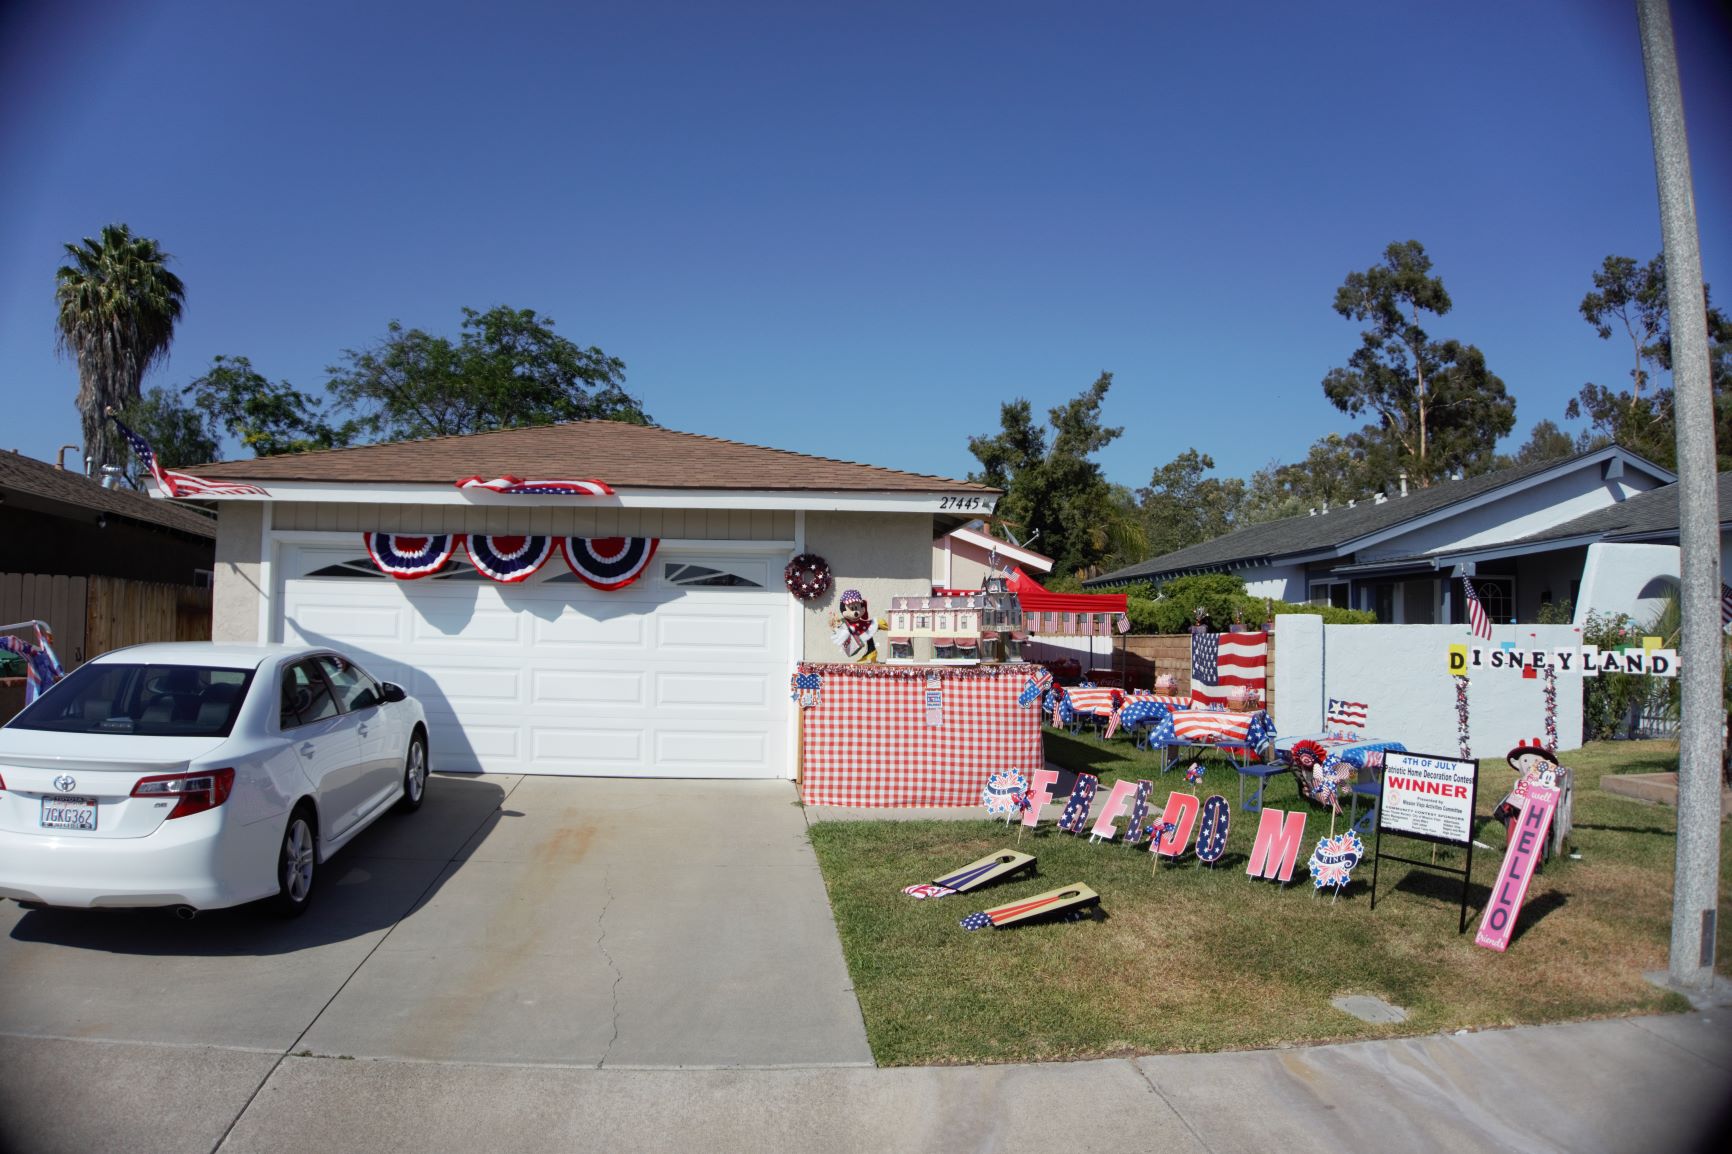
[456,475,614,497]
[560,537,658,590]
[364,532,459,580]
[466,534,557,583]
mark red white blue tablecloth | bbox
[799,666,1044,807]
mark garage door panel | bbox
[412,606,523,644]
[533,610,649,649]
[286,602,406,642]
[531,728,644,764]
[654,728,767,769]
[656,613,769,650]
[533,669,646,707]
[414,664,525,704]
[655,671,771,708]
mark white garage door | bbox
[277,543,791,778]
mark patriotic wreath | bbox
[783,554,833,601]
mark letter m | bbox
[1246,808,1309,883]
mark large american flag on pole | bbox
[1191,631,1266,708]
[1462,576,1493,640]
[110,414,269,498]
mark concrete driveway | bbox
[0,773,871,1151]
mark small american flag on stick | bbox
[1462,577,1493,640]
[109,413,268,498]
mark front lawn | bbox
[807,739,1727,1067]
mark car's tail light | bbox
[132,768,235,819]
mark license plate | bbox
[41,795,98,831]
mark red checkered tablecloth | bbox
[800,667,1044,807]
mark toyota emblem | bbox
[53,774,77,793]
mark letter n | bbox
[1246,808,1308,883]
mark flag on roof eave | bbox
[109,414,269,498]
[455,475,615,496]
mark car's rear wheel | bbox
[396,731,428,813]
[270,805,317,918]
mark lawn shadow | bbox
[1506,890,1568,944]
[1574,821,1677,837]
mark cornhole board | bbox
[931,850,1037,894]
[972,883,1100,929]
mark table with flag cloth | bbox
[1131,703,1277,768]
[1273,734,1407,772]
[798,663,1045,807]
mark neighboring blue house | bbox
[1086,446,1682,625]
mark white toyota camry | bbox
[0,643,429,917]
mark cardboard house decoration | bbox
[886,578,1026,663]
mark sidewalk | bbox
[4,1011,1723,1153]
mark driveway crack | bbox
[596,868,621,1068]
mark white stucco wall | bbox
[1313,623,1585,754]
[212,504,263,643]
[1270,612,1324,734]
[1573,542,1682,627]
[803,512,939,661]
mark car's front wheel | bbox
[270,805,317,918]
[396,731,428,813]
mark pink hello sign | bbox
[1474,784,1558,952]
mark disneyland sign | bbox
[1447,642,1676,678]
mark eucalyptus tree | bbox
[54,224,187,471]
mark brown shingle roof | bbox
[0,450,216,538]
[194,421,997,493]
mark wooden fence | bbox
[0,572,210,668]
[1111,632,1277,715]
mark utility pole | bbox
[1637,0,1722,993]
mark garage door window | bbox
[663,561,763,588]
[306,556,487,581]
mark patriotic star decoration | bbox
[1183,763,1206,785]
[1013,791,1033,813]
[960,912,994,931]
[1145,820,1178,845]
[1307,831,1366,890]
[982,770,1031,816]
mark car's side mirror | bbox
[380,682,407,704]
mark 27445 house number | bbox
[937,495,988,510]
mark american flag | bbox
[1190,631,1266,709]
[1462,577,1493,640]
[455,474,614,496]
[1326,698,1368,731]
[0,623,64,704]
[1722,583,1732,633]
[110,415,269,498]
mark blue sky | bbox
[2,0,1727,490]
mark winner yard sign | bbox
[1369,750,1479,933]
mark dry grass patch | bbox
[808,740,1727,1066]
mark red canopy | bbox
[1007,567,1127,615]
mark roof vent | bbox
[1308,508,1316,516]
[1374,492,1387,504]
[1348,499,1356,508]
[1399,471,1408,497]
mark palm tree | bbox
[54,224,186,471]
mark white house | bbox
[185,421,999,780]
[1086,446,1682,625]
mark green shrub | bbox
[1117,572,1377,633]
